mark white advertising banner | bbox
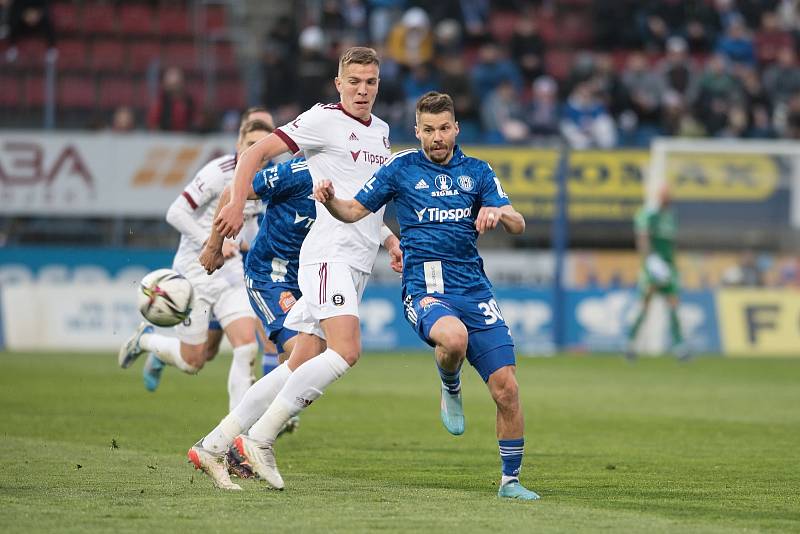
[1,282,143,350]
[0,131,236,216]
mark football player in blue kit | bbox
[314,91,539,500]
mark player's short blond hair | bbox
[415,91,455,119]
[337,47,380,76]
[239,119,273,137]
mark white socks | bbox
[139,333,198,374]
[201,363,292,453]
[248,348,350,443]
[228,342,258,410]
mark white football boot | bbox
[187,441,242,491]
[232,435,284,490]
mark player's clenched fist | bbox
[313,179,335,204]
[215,202,244,239]
[199,243,225,274]
[475,207,501,234]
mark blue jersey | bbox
[246,157,315,285]
[355,146,510,295]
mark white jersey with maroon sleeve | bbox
[274,103,391,273]
[172,154,260,279]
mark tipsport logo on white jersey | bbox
[414,206,472,223]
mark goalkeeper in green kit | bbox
[625,184,689,360]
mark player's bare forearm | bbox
[218,134,289,238]
[325,197,370,223]
[499,205,525,234]
[231,134,289,205]
[314,179,370,222]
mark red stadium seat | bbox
[59,76,96,108]
[120,4,155,35]
[91,40,126,71]
[488,11,517,44]
[157,6,192,38]
[83,2,116,34]
[16,38,48,67]
[98,77,144,109]
[201,4,227,34]
[545,49,575,81]
[25,75,46,107]
[162,41,199,71]
[213,41,237,73]
[0,74,23,107]
[56,39,89,70]
[215,79,245,111]
[51,1,81,34]
[128,41,161,73]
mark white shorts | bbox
[173,259,256,345]
[284,262,370,340]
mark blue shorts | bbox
[245,278,301,354]
[403,290,515,382]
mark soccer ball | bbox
[137,269,194,327]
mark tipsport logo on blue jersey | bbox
[414,206,472,223]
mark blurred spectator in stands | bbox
[481,77,529,144]
[296,26,336,110]
[147,67,196,132]
[526,75,559,138]
[592,53,628,118]
[718,103,750,137]
[776,0,800,43]
[437,53,480,141]
[722,250,765,286]
[762,46,800,107]
[341,0,368,43]
[560,81,617,149]
[366,0,405,45]
[471,42,522,103]
[689,53,742,135]
[682,0,722,53]
[737,66,774,137]
[777,92,800,138]
[640,0,685,52]
[621,52,664,141]
[509,14,545,86]
[592,0,642,49]
[4,0,56,63]
[459,0,490,44]
[401,62,438,136]
[754,9,794,65]
[657,37,697,99]
[715,13,756,66]
[564,51,596,94]
[433,18,462,57]
[735,0,780,30]
[111,106,136,133]
[386,7,433,68]
[660,90,707,137]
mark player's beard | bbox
[425,141,452,164]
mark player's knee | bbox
[336,347,361,366]
[181,345,207,370]
[438,328,468,357]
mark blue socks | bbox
[499,438,524,480]
[262,352,279,376]
[437,364,461,395]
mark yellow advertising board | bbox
[717,289,800,356]
[448,147,783,221]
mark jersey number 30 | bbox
[478,299,504,325]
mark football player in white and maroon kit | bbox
[188,47,401,491]
[118,120,273,413]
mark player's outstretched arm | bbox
[200,185,258,274]
[314,179,371,223]
[216,134,290,239]
[475,205,525,235]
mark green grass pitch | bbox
[1,351,798,533]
